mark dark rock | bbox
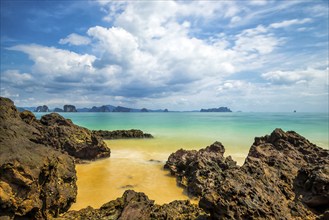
[63,105,77,112]
[165,128,329,219]
[93,129,153,139]
[35,105,49,112]
[55,190,208,220]
[53,108,64,112]
[164,109,169,112]
[32,113,111,160]
[141,108,148,112]
[0,97,77,219]
[200,107,232,112]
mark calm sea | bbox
[35,112,329,150]
[34,112,329,209]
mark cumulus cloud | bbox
[59,33,91,46]
[9,44,96,77]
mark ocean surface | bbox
[35,112,329,210]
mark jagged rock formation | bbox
[63,105,77,112]
[35,105,49,112]
[93,129,153,139]
[165,129,329,219]
[21,111,111,160]
[200,107,232,112]
[55,190,209,220]
[141,108,149,112]
[0,97,77,219]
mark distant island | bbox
[18,104,169,113]
[200,107,232,112]
[19,104,233,113]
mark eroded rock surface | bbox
[0,97,77,219]
[93,129,153,139]
[165,129,329,219]
[56,190,209,220]
[20,111,111,161]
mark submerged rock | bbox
[0,97,77,219]
[56,190,209,220]
[165,128,329,219]
[93,129,153,139]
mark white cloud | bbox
[261,68,326,85]
[9,44,96,77]
[59,33,91,46]
[234,25,282,55]
[269,18,312,29]
[2,70,33,85]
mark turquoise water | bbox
[35,112,329,151]
[34,112,328,209]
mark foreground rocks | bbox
[93,129,153,139]
[165,129,329,219]
[56,190,209,220]
[23,112,111,160]
[0,97,77,219]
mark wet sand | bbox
[70,138,246,210]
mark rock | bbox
[31,113,111,160]
[63,105,77,112]
[93,129,153,139]
[165,128,329,219]
[55,190,209,220]
[35,105,49,112]
[53,107,64,112]
[164,109,169,112]
[0,97,77,219]
[141,108,148,112]
[89,105,111,112]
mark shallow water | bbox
[34,112,328,210]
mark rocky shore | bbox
[93,129,153,139]
[1,96,328,219]
[165,129,329,219]
[0,97,110,219]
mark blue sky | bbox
[1,0,328,111]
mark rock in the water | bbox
[93,129,153,139]
[19,111,111,161]
[35,105,49,112]
[63,105,77,112]
[0,97,77,219]
[165,128,329,219]
[56,190,209,220]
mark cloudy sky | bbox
[1,0,328,111]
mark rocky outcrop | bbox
[165,129,329,219]
[21,112,111,160]
[200,107,231,112]
[35,105,49,112]
[0,97,77,219]
[55,190,209,220]
[141,108,149,112]
[93,129,153,139]
[63,105,77,112]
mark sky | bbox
[0,0,328,112]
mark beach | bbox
[34,112,329,210]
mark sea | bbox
[35,112,329,210]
